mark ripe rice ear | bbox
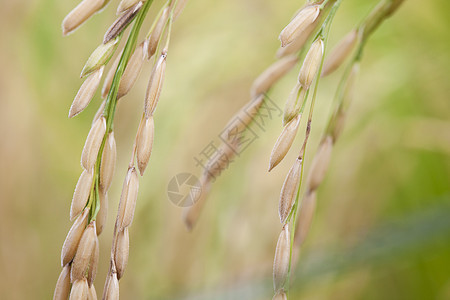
[117,167,139,229]
[61,208,89,266]
[307,135,333,191]
[70,278,88,300]
[62,0,105,36]
[273,224,290,292]
[299,38,324,89]
[136,116,154,176]
[268,114,301,172]
[294,190,316,248]
[100,132,117,191]
[322,30,357,77]
[104,1,143,44]
[69,67,104,118]
[70,170,94,221]
[114,228,129,280]
[278,158,302,224]
[250,55,298,98]
[96,191,108,235]
[81,117,107,171]
[279,5,320,47]
[53,264,71,300]
[71,222,96,282]
[144,51,167,117]
[118,42,145,99]
[146,7,169,59]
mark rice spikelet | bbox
[71,222,96,282]
[69,67,104,118]
[118,42,145,99]
[299,38,324,89]
[273,290,287,300]
[87,233,99,286]
[183,179,211,231]
[136,116,154,175]
[278,158,302,224]
[307,136,333,191]
[96,191,108,235]
[114,228,129,280]
[81,37,120,78]
[100,131,117,191]
[101,51,122,98]
[62,0,105,36]
[279,5,320,47]
[70,170,94,221]
[81,117,107,171]
[276,20,318,58]
[268,115,301,172]
[117,167,139,229]
[69,278,88,300]
[104,1,143,44]
[273,224,290,292]
[144,51,167,117]
[250,55,298,98]
[294,190,316,247]
[117,0,140,15]
[146,7,169,59]
[103,272,119,300]
[283,83,306,126]
[53,264,71,300]
[61,208,90,266]
[322,30,357,77]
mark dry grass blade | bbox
[117,167,139,229]
[322,30,357,77]
[294,190,316,248]
[69,67,104,118]
[87,233,99,286]
[299,38,324,89]
[250,55,298,98]
[136,116,154,175]
[96,191,108,235]
[146,7,169,59]
[70,170,94,221]
[70,278,89,300]
[268,114,301,172]
[71,222,96,282]
[104,1,143,44]
[118,42,145,99]
[81,117,107,171]
[279,5,320,47]
[100,131,117,192]
[61,208,89,266]
[114,228,129,280]
[53,264,71,300]
[144,51,167,117]
[62,0,105,36]
[273,224,290,292]
[279,158,302,224]
[307,135,333,191]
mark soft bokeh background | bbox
[1,0,449,299]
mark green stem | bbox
[86,0,154,222]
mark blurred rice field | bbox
[0,0,449,299]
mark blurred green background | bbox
[0,0,449,299]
